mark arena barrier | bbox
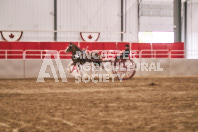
[0,58,198,79]
[1,42,197,79]
[0,42,184,58]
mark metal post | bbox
[41,51,42,59]
[184,1,187,50]
[121,0,124,41]
[5,50,7,59]
[173,0,182,42]
[54,0,57,41]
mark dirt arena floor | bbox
[0,77,198,132]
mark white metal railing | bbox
[0,50,23,59]
[170,50,198,59]
[24,50,59,59]
[140,50,170,58]
[59,50,73,58]
[0,50,198,59]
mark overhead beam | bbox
[173,0,182,42]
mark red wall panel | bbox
[11,42,25,50]
[152,43,169,50]
[170,42,184,58]
[103,42,116,50]
[152,43,170,58]
[132,43,152,58]
[0,41,11,49]
[117,42,130,50]
[79,42,116,51]
[0,41,185,59]
[39,42,50,50]
[50,42,69,51]
[80,42,104,50]
[23,42,40,50]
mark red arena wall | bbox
[0,41,184,59]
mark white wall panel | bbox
[186,0,198,59]
[140,58,170,77]
[139,1,173,32]
[57,0,122,42]
[142,0,173,2]
[0,60,24,78]
[0,0,54,41]
[123,0,138,42]
[25,59,43,78]
[58,0,121,32]
[0,0,139,42]
[170,59,198,76]
[1,59,198,79]
[140,16,173,32]
[25,59,60,78]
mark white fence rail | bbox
[0,50,24,59]
[24,50,59,59]
[0,50,198,59]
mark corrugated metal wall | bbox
[186,0,198,59]
[1,0,197,45]
[0,0,54,41]
[124,0,138,42]
[139,0,174,32]
[57,0,121,42]
[0,0,138,42]
[57,0,138,42]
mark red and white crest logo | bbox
[1,31,23,41]
[80,32,100,42]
